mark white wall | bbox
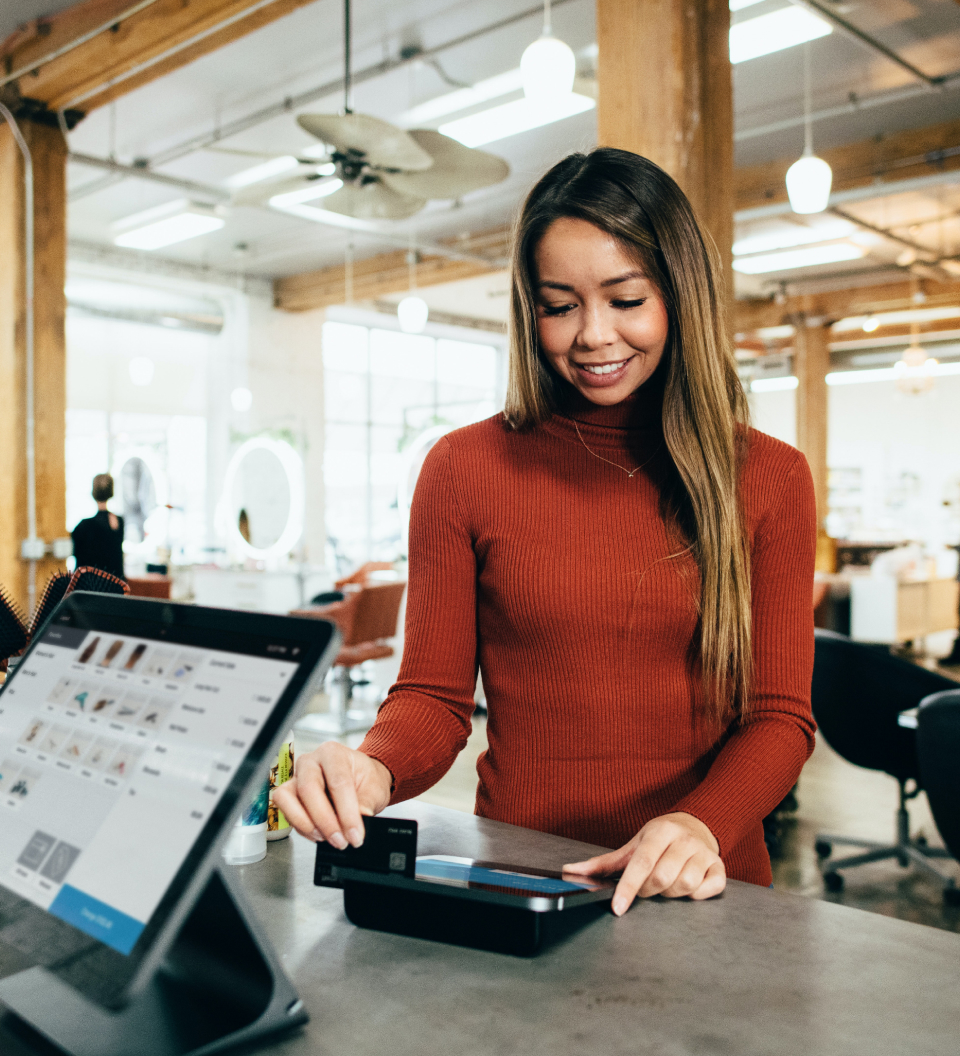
[749,375,960,545]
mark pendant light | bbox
[520,0,576,103]
[398,237,428,334]
[895,296,936,395]
[785,44,832,215]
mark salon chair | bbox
[915,689,960,905]
[291,580,406,736]
[335,561,396,591]
[811,629,957,897]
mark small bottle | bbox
[222,778,269,865]
[267,731,295,841]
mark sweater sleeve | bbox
[359,437,478,803]
[671,452,818,856]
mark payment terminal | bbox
[0,592,339,1056]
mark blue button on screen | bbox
[48,885,145,955]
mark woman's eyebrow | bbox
[538,280,575,291]
[600,270,646,288]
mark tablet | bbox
[0,592,338,1009]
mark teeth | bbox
[582,360,627,375]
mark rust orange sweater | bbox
[361,385,817,886]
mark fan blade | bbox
[232,172,340,207]
[321,181,425,220]
[380,131,509,200]
[297,113,434,172]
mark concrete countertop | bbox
[2,801,959,1055]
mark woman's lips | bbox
[575,357,634,387]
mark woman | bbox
[275,149,816,914]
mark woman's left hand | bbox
[563,812,726,915]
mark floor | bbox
[298,665,960,935]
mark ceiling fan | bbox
[231,0,509,219]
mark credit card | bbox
[314,815,418,887]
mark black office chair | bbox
[811,630,957,897]
[916,689,960,905]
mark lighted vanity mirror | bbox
[221,437,305,561]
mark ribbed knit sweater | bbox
[360,384,818,886]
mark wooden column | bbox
[792,314,830,527]
[595,0,734,287]
[0,120,68,613]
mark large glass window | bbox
[323,320,502,568]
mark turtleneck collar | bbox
[542,372,665,452]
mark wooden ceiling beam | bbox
[735,115,960,212]
[1,0,318,113]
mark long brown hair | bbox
[505,148,751,723]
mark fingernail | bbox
[329,831,348,850]
[612,897,627,917]
[309,828,323,842]
[346,827,364,848]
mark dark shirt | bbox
[71,510,125,580]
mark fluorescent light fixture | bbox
[733,241,863,274]
[268,178,343,209]
[112,199,224,251]
[398,68,524,126]
[733,217,854,256]
[751,376,798,392]
[225,155,300,189]
[730,6,831,64]
[439,92,594,148]
[834,306,960,333]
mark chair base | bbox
[816,796,960,903]
[295,665,379,738]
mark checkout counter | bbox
[3,801,955,1056]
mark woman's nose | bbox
[578,304,617,350]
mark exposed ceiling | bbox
[8,0,960,299]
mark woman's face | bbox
[533,217,669,405]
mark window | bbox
[323,320,502,569]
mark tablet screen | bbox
[0,620,301,957]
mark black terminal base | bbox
[343,880,607,957]
[0,867,307,1056]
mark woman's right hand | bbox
[270,742,393,849]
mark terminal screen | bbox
[0,625,298,955]
[415,857,599,896]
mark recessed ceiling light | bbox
[398,68,525,126]
[268,178,343,208]
[729,6,832,64]
[225,155,301,188]
[733,241,863,274]
[733,217,855,256]
[112,199,225,251]
[439,93,594,149]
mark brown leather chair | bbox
[334,561,395,591]
[292,579,406,736]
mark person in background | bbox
[71,474,125,580]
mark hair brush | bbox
[0,585,28,667]
[67,567,130,598]
[29,571,72,640]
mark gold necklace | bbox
[570,418,660,480]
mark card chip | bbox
[388,852,407,872]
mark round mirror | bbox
[220,438,305,560]
[120,456,157,543]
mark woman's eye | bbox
[541,303,575,316]
[612,298,646,309]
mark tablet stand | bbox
[0,865,308,1056]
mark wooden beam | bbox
[274,232,511,313]
[734,277,960,333]
[792,313,829,528]
[736,116,960,212]
[595,0,733,288]
[0,121,67,612]
[2,0,317,113]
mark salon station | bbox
[1,1,960,1054]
